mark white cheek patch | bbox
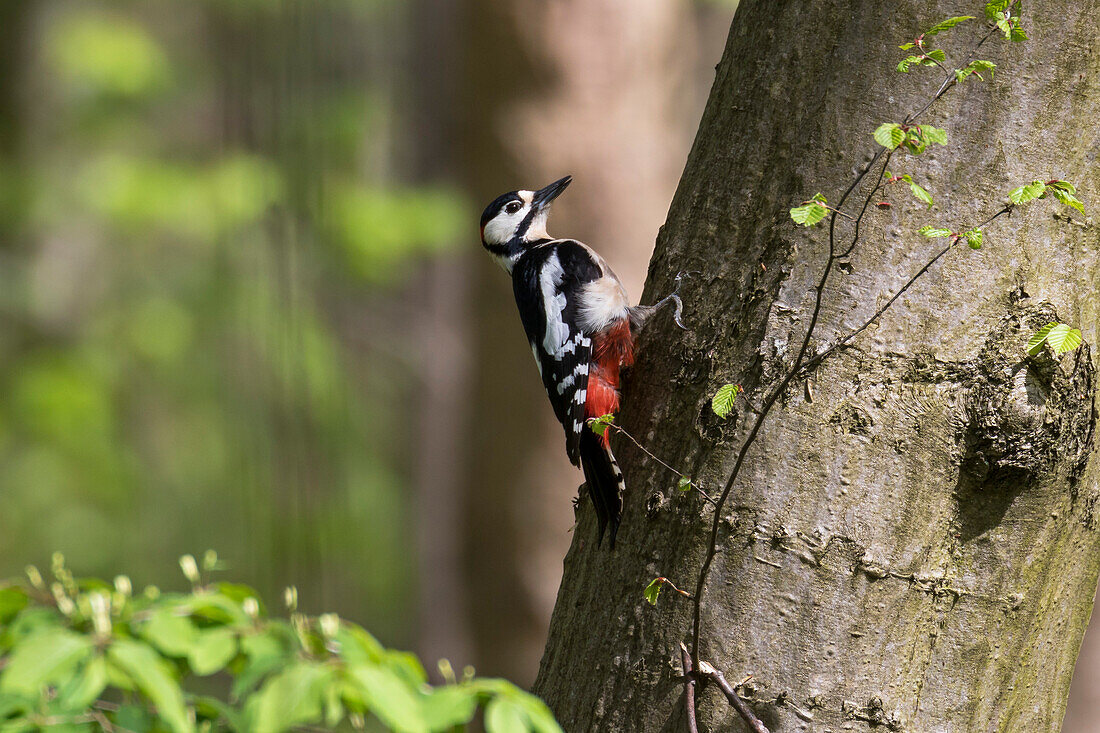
[483,212,521,245]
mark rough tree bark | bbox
[533,1,1100,731]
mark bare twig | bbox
[680,642,699,733]
[696,660,770,733]
[653,577,694,599]
[800,204,1013,376]
[611,424,718,506]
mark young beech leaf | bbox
[964,229,983,249]
[919,226,952,238]
[1049,182,1086,214]
[985,0,1011,19]
[908,180,934,207]
[918,125,948,145]
[1049,180,1078,194]
[925,15,975,36]
[1051,188,1086,214]
[790,202,828,227]
[587,414,614,437]
[643,579,663,607]
[873,123,905,149]
[1009,180,1046,205]
[1028,322,1083,356]
[677,476,693,492]
[711,383,741,419]
[955,59,996,83]
[1046,324,1083,354]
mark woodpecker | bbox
[480,175,684,547]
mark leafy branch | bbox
[0,554,561,733]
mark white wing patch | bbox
[539,253,569,356]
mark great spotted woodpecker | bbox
[480,175,684,547]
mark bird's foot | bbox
[652,271,697,330]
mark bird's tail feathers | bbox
[579,428,625,548]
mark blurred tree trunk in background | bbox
[533,1,1100,730]
[455,0,727,685]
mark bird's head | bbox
[480,175,571,271]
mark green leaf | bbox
[247,663,333,733]
[918,226,953,238]
[873,123,905,149]
[139,608,199,657]
[955,59,997,82]
[512,694,563,733]
[985,0,1011,19]
[964,229,983,249]
[587,413,614,437]
[1051,186,1086,214]
[1010,24,1028,42]
[1046,324,1083,354]
[349,664,428,733]
[0,587,28,624]
[0,628,93,696]
[897,55,921,73]
[898,42,916,50]
[485,696,529,733]
[677,476,692,492]
[1027,323,1056,355]
[789,201,828,227]
[711,383,741,419]
[194,695,246,731]
[918,125,948,145]
[107,639,193,733]
[421,686,479,730]
[925,15,974,35]
[56,655,108,711]
[908,180,934,207]
[996,17,1012,36]
[188,628,238,676]
[643,578,662,607]
[1009,180,1046,205]
[1049,180,1077,194]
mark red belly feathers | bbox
[585,319,634,446]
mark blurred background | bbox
[0,0,1097,728]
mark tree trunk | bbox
[533,1,1100,731]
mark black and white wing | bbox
[511,240,601,464]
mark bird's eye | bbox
[505,201,522,214]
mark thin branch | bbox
[654,577,694,599]
[696,661,771,733]
[680,642,699,733]
[611,424,718,506]
[800,204,1012,376]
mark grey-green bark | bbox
[533,1,1100,731]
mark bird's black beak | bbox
[532,175,572,210]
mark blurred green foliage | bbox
[0,1,465,642]
[0,555,561,732]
